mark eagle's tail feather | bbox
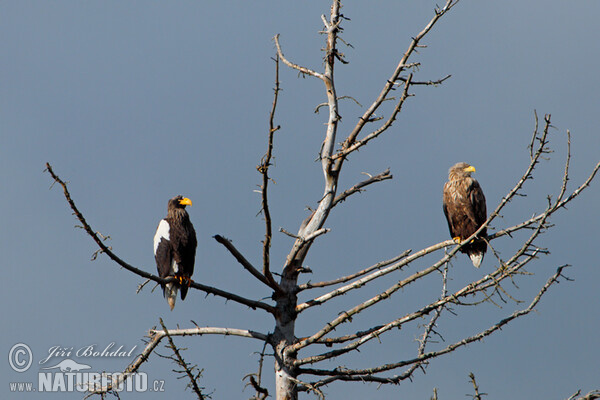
[468,251,484,268]
[164,283,178,310]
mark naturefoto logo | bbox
[8,342,165,393]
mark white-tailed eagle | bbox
[443,162,487,267]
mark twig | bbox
[468,372,486,400]
[396,74,452,86]
[335,73,413,160]
[257,53,283,293]
[213,235,280,293]
[273,34,324,80]
[295,239,454,314]
[159,318,206,399]
[331,169,393,207]
[336,0,459,163]
[298,249,411,291]
[306,325,385,346]
[401,264,449,380]
[566,390,600,400]
[528,110,539,160]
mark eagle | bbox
[442,162,487,267]
[153,195,197,310]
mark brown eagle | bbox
[153,195,197,310]
[443,162,487,267]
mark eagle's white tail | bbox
[469,252,484,268]
[165,283,178,310]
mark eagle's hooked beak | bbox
[179,197,193,206]
[464,165,476,173]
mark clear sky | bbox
[2,1,599,399]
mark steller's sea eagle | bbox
[443,162,487,267]
[154,195,197,310]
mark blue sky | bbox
[2,1,599,399]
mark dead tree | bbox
[47,1,599,399]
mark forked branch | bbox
[45,163,276,314]
[337,0,459,161]
[299,265,569,387]
[85,324,268,397]
[332,169,393,208]
[257,54,284,293]
[158,319,207,399]
[214,235,279,293]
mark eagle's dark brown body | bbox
[154,195,197,309]
[443,162,487,267]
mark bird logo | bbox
[40,359,92,372]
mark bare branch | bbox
[566,390,600,400]
[298,249,411,291]
[274,4,345,398]
[338,0,459,157]
[273,34,324,80]
[294,231,544,366]
[85,324,268,397]
[556,129,571,204]
[159,318,207,399]
[45,163,276,314]
[489,158,600,241]
[396,74,452,86]
[310,325,386,346]
[400,264,449,381]
[257,53,284,293]
[296,192,559,366]
[335,73,413,160]
[314,95,362,114]
[245,375,269,400]
[299,265,569,386]
[244,340,271,400]
[294,239,452,314]
[283,228,331,273]
[553,160,600,210]
[213,235,280,293]
[280,1,345,279]
[528,110,539,160]
[148,326,269,341]
[331,168,393,208]
[468,372,487,400]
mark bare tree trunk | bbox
[273,3,343,399]
[274,271,299,400]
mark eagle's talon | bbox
[453,236,462,243]
[173,275,193,287]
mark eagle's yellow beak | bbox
[179,197,193,206]
[464,165,476,173]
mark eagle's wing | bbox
[468,180,487,227]
[154,219,173,283]
[178,223,197,301]
[442,183,456,238]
